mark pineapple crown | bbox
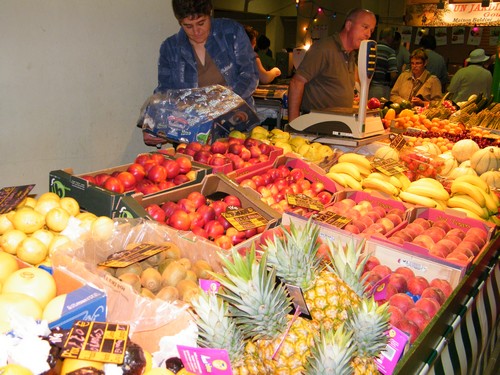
[347,297,390,358]
[211,246,292,341]
[325,238,369,298]
[262,219,322,290]
[190,291,245,364]
[305,324,355,375]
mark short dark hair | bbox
[257,34,271,50]
[419,34,436,50]
[172,0,213,21]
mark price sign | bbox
[372,158,408,176]
[0,185,35,214]
[313,211,351,229]
[388,134,407,151]
[61,321,129,364]
[99,243,170,268]
[221,207,268,231]
[286,194,324,212]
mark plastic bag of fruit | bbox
[137,84,260,145]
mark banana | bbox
[405,182,450,201]
[454,175,490,192]
[338,153,372,171]
[489,189,500,207]
[366,172,403,189]
[434,200,448,210]
[447,195,489,219]
[410,177,446,190]
[450,181,486,207]
[395,173,411,190]
[489,215,500,226]
[389,176,403,189]
[447,207,484,221]
[398,191,438,208]
[477,188,499,215]
[362,177,399,197]
[326,172,347,187]
[329,162,362,181]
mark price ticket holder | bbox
[288,40,387,144]
[253,84,289,130]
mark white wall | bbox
[0,1,178,196]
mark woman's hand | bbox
[270,67,281,78]
[143,131,168,147]
[411,96,426,107]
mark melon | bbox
[415,143,441,156]
[448,166,478,180]
[451,139,480,163]
[480,170,500,189]
[470,146,500,175]
[374,145,399,161]
[438,152,458,176]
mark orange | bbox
[16,237,48,265]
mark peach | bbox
[342,198,357,210]
[446,251,470,263]
[363,256,381,273]
[383,283,399,301]
[388,273,408,293]
[446,228,466,239]
[412,217,431,230]
[425,227,447,243]
[443,235,462,246]
[344,208,362,220]
[377,217,395,233]
[385,213,403,227]
[415,297,441,318]
[359,216,374,228]
[453,246,474,258]
[430,278,453,298]
[429,247,449,259]
[388,236,405,245]
[435,238,457,252]
[396,318,421,344]
[392,230,414,242]
[332,201,349,215]
[466,227,488,243]
[343,224,360,234]
[372,205,387,219]
[372,264,392,279]
[407,276,430,296]
[388,208,405,219]
[420,287,445,305]
[406,222,425,236]
[456,241,480,255]
[432,220,451,233]
[463,232,486,248]
[389,293,415,314]
[412,234,435,250]
[388,305,405,326]
[363,223,387,235]
[394,266,415,279]
[363,271,382,293]
[352,220,368,233]
[366,210,382,222]
[405,307,431,333]
[357,200,373,211]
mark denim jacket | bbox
[155,18,259,107]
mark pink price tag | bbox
[177,346,233,375]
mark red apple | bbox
[161,201,180,217]
[168,209,191,231]
[177,198,196,213]
[94,173,111,187]
[175,156,192,174]
[147,165,168,183]
[420,287,445,305]
[210,140,229,154]
[146,204,166,223]
[127,163,146,182]
[405,307,431,334]
[388,305,405,326]
[134,153,151,166]
[186,141,203,152]
[415,297,441,318]
[388,293,415,314]
[395,318,421,344]
[223,195,242,208]
[193,150,212,164]
[191,226,209,239]
[240,178,257,190]
[116,171,137,191]
[226,227,247,245]
[388,273,408,293]
[196,204,216,224]
[173,174,190,185]
[103,177,125,193]
[162,159,181,179]
[188,211,206,229]
[187,191,207,209]
[81,175,97,185]
[240,147,251,161]
[204,220,225,240]
[209,153,230,167]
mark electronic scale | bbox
[288,40,387,143]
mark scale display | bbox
[289,40,385,140]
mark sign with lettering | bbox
[406,2,500,26]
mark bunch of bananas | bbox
[361,172,410,198]
[398,178,450,209]
[447,175,499,223]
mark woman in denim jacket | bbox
[144,0,259,146]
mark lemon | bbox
[31,229,55,248]
[37,192,61,203]
[16,237,48,265]
[34,199,60,217]
[0,229,27,254]
[0,213,14,235]
[0,252,19,284]
[11,207,45,234]
[0,364,34,375]
[45,207,70,232]
[60,358,104,375]
[59,197,80,216]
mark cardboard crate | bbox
[13,259,106,330]
[49,154,209,218]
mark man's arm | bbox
[288,73,308,122]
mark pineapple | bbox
[212,246,316,374]
[190,291,264,375]
[305,324,355,375]
[347,297,390,375]
[262,219,368,331]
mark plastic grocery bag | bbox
[137,84,260,144]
